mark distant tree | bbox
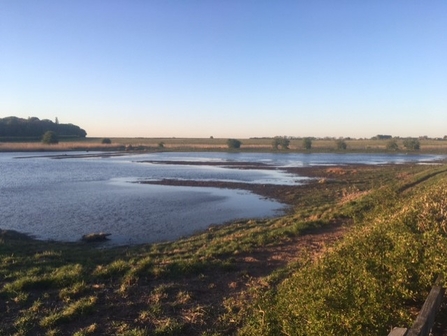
[335,139,347,150]
[227,138,242,149]
[403,138,420,150]
[42,131,59,144]
[373,134,392,140]
[210,136,214,139]
[272,137,290,150]
[55,117,59,124]
[0,116,86,138]
[303,137,312,150]
[101,138,112,144]
[386,139,399,151]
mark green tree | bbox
[227,138,242,149]
[101,138,112,144]
[403,138,420,150]
[303,137,312,150]
[335,139,347,150]
[42,131,59,144]
[272,137,290,150]
[386,139,399,151]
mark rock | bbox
[81,233,111,242]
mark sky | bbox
[1,1,446,138]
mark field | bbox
[1,159,447,335]
[1,137,447,153]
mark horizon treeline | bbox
[0,116,87,139]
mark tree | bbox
[403,138,420,150]
[335,139,347,150]
[303,137,312,150]
[0,116,86,138]
[386,139,399,151]
[42,131,59,144]
[272,137,290,150]
[101,138,112,144]
[227,138,242,149]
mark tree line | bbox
[0,116,87,139]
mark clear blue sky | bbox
[1,1,446,138]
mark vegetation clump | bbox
[403,138,421,150]
[302,137,312,150]
[101,138,112,144]
[227,138,242,149]
[335,139,347,150]
[386,139,399,151]
[41,131,59,144]
[271,137,290,150]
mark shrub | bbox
[272,137,290,150]
[386,139,399,151]
[335,139,347,150]
[403,138,420,150]
[227,139,242,149]
[303,138,312,150]
[41,131,59,144]
[101,138,112,144]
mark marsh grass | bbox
[1,164,447,335]
[2,137,447,153]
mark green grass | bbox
[238,168,447,335]
[1,163,447,335]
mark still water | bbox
[0,152,443,245]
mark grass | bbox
[1,163,447,335]
[1,137,447,153]
[238,167,447,335]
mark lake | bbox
[0,151,444,245]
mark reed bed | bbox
[1,137,447,153]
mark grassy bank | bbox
[1,137,447,153]
[1,164,447,335]
[240,168,447,335]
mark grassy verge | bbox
[238,167,447,336]
[1,164,447,335]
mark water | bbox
[0,151,444,245]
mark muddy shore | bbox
[138,162,373,206]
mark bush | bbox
[41,131,59,144]
[303,138,312,150]
[227,139,242,149]
[386,139,399,151]
[403,138,420,150]
[272,137,290,150]
[335,139,347,150]
[101,138,112,144]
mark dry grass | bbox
[1,137,447,152]
[0,142,114,151]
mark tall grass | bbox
[1,137,447,152]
